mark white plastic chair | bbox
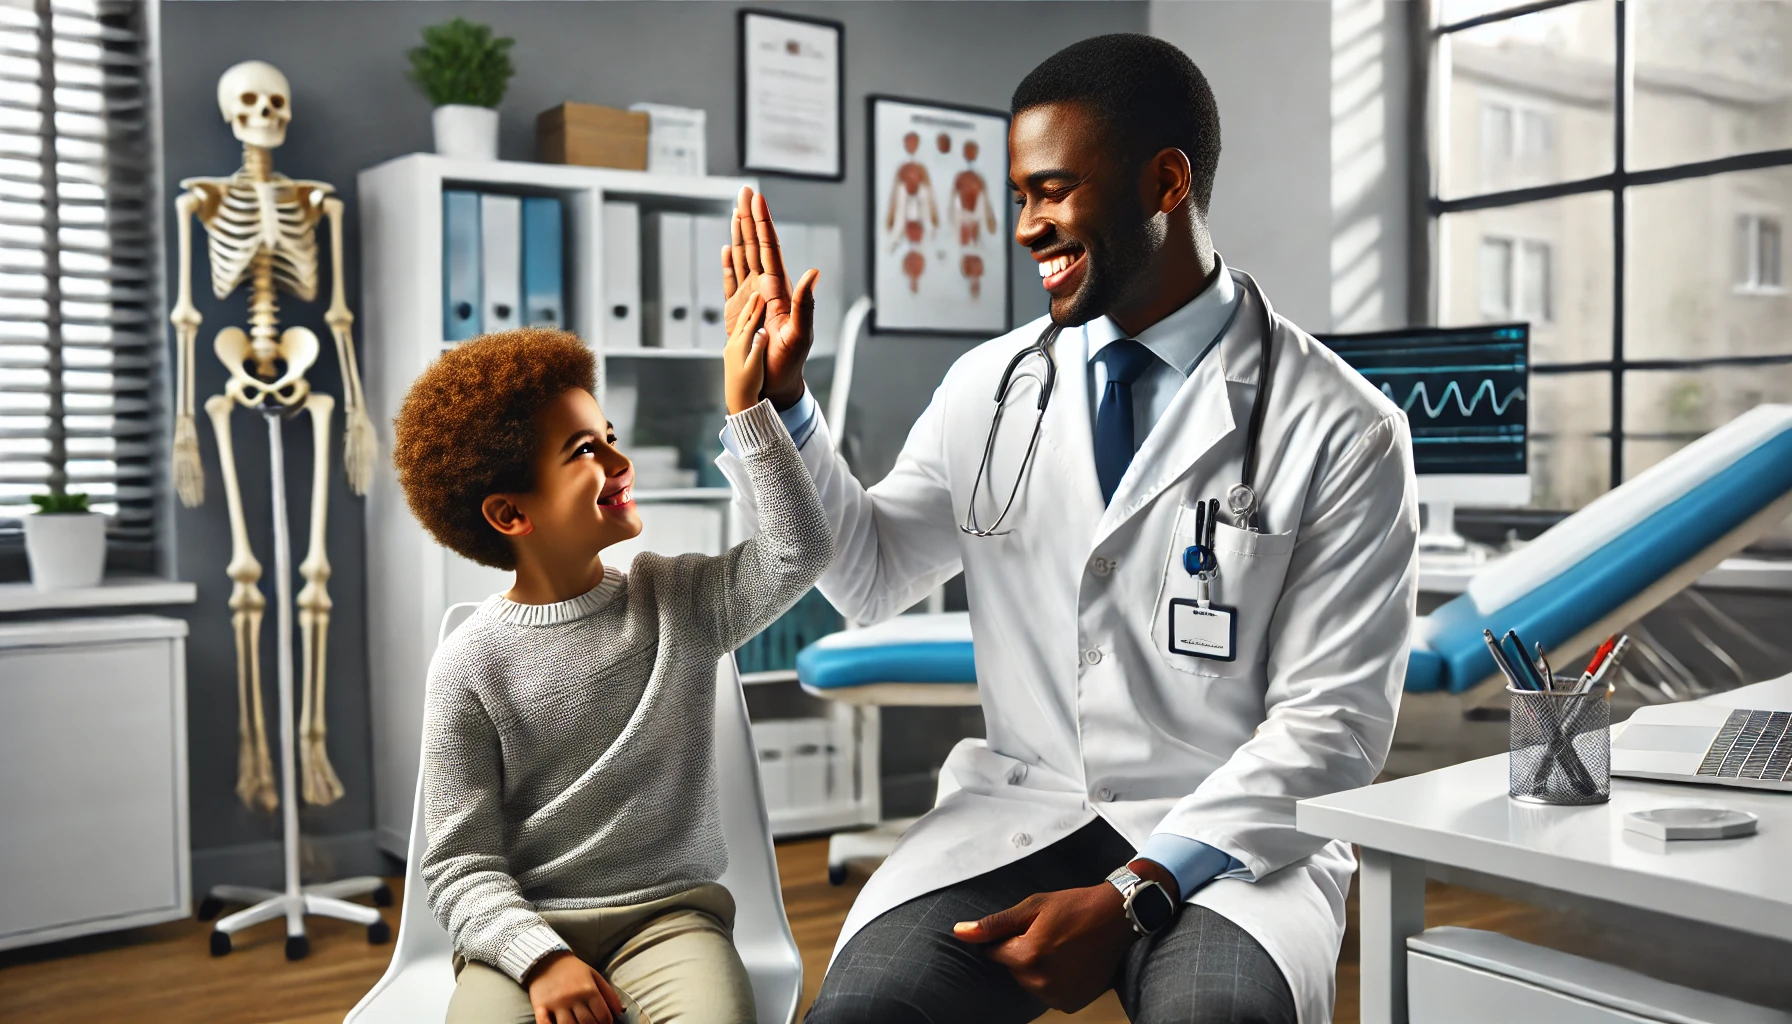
[345,603,803,1024]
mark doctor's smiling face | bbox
[1009,34,1222,334]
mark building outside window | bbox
[1430,0,1792,521]
[1737,213,1783,292]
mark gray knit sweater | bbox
[420,399,831,983]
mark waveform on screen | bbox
[1379,379,1527,420]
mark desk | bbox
[1417,554,1792,595]
[1298,674,1792,1024]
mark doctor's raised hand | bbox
[720,186,819,411]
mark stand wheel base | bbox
[368,919,391,945]
[196,896,225,921]
[209,930,231,957]
[285,935,309,961]
[372,883,394,907]
[828,865,848,886]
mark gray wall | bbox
[160,0,1148,887]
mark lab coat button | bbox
[1096,787,1115,802]
[1007,766,1027,785]
[1012,832,1032,848]
[1090,556,1112,577]
[1082,648,1102,666]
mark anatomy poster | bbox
[868,95,1010,336]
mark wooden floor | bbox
[0,837,1546,1024]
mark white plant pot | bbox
[433,104,499,161]
[23,511,107,591]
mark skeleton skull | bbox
[217,61,292,149]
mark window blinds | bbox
[0,0,157,553]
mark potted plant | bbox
[408,17,516,161]
[22,491,106,591]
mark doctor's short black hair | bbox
[1011,33,1222,215]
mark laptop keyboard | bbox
[1695,709,1792,781]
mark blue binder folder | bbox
[443,191,482,341]
[522,197,565,329]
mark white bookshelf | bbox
[359,154,873,851]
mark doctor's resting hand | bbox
[951,858,1180,1012]
[721,186,819,411]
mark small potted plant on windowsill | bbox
[408,16,516,162]
[23,491,106,591]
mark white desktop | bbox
[1318,323,1533,569]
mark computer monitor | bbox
[1314,323,1531,555]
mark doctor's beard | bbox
[1045,201,1163,328]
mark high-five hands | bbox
[724,292,770,415]
[719,187,819,411]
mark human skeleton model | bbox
[169,61,375,814]
[885,130,937,292]
[952,139,998,300]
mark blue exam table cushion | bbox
[1408,406,1792,694]
[796,611,976,691]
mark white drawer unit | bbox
[0,615,189,950]
[1407,927,1792,1024]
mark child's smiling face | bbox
[486,387,642,562]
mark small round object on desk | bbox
[1623,806,1758,841]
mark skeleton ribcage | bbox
[202,175,321,303]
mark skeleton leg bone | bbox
[206,392,277,812]
[297,392,342,806]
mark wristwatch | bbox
[1105,865,1177,937]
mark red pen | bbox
[1581,635,1617,679]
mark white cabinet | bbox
[0,615,189,950]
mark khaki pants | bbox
[446,883,755,1024]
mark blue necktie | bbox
[1093,338,1158,506]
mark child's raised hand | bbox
[724,291,769,415]
[526,949,629,1024]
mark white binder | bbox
[601,201,642,350]
[647,211,695,349]
[480,194,521,333]
[691,214,730,349]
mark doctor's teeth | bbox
[1039,255,1073,278]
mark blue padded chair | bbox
[1409,405,1792,696]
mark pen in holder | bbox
[1508,682,1610,805]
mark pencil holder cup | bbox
[1508,685,1610,805]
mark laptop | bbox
[1613,699,1792,792]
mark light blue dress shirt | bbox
[718,256,1246,901]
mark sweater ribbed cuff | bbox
[498,922,570,983]
[727,399,786,454]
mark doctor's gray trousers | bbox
[805,819,1297,1024]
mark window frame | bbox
[1735,212,1785,294]
[1421,0,1792,499]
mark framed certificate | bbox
[739,9,844,181]
[868,94,1011,336]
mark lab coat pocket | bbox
[1151,509,1296,678]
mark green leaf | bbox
[406,17,516,108]
[30,491,90,513]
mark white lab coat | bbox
[717,272,1419,1023]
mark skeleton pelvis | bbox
[215,325,318,407]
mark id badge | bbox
[1167,598,1237,661]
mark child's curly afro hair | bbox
[391,328,596,570]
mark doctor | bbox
[718,33,1418,1024]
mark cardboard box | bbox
[537,103,649,170]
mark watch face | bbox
[1132,883,1176,933]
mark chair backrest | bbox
[365,602,800,1023]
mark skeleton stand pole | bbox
[204,407,391,961]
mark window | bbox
[0,0,159,566]
[1430,1,1792,517]
[1737,214,1783,292]
[1477,235,1552,321]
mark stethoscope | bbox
[961,271,1276,540]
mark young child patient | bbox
[392,291,829,1024]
